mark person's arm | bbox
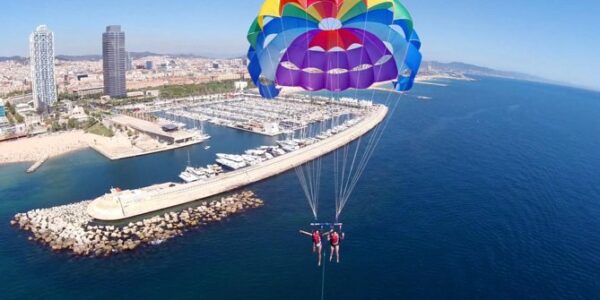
[299,230,312,237]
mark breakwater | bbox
[26,155,48,173]
[11,191,263,256]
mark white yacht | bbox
[216,158,247,170]
[216,153,246,163]
[179,170,200,183]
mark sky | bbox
[1,0,599,90]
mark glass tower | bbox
[29,25,57,111]
[102,25,127,98]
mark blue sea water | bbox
[1,77,600,299]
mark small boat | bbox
[204,146,211,150]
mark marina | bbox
[87,104,388,220]
[179,164,223,183]
[138,93,371,136]
[206,117,359,173]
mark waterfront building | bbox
[145,61,153,70]
[29,25,57,111]
[102,25,127,98]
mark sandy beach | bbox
[0,130,94,165]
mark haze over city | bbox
[1,0,599,90]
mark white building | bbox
[30,25,57,111]
[69,106,89,122]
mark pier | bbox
[88,114,209,160]
[26,155,48,173]
[87,104,388,221]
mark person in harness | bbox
[299,229,325,266]
[328,229,344,263]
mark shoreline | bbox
[0,130,93,166]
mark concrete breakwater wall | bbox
[11,191,263,257]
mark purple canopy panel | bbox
[282,44,309,67]
[275,66,302,87]
[346,46,373,69]
[349,68,375,89]
[372,55,398,82]
[324,51,350,70]
[301,50,327,70]
[325,72,351,91]
[301,71,326,91]
[346,28,389,66]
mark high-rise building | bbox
[126,52,133,71]
[102,25,127,98]
[29,25,57,111]
[145,60,153,70]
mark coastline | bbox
[0,130,93,166]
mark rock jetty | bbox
[11,191,263,257]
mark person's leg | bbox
[330,246,334,262]
[335,245,340,263]
[313,243,316,253]
[317,245,322,266]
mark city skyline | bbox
[0,1,598,90]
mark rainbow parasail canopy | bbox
[247,0,422,98]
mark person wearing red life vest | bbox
[328,229,344,263]
[299,229,324,266]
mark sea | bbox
[1,76,600,299]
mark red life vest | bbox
[330,232,339,245]
[312,232,321,244]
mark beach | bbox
[0,130,94,165]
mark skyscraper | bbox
[102,25,126,98]
[29,25,57,111]
[126,52,133,71]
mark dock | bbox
[89,136,207,160]
[26,155,48,173]
[88,114,209,160]
[87,105,388,220]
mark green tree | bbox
[67,118,78,129]
[51,121,61,132]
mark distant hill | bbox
[421,61,554,84]
[55,54,101,61]
[0,56,27,63]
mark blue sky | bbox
[1,0,599,90]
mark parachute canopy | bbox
[247,0,422,98]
